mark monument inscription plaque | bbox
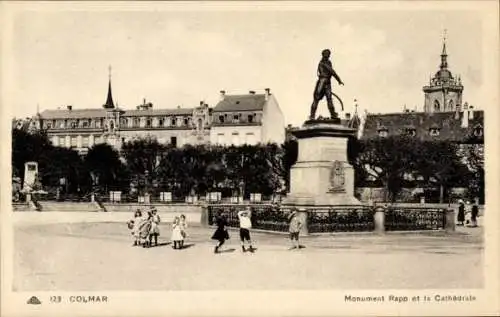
[328,160,346,193]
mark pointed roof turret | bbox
[103,65,115,109]
[440,29,448,70]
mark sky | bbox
[4,2,488,126]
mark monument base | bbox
[284,120,361,208]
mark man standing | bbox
[310,49,344,120]
[237,207,254,253]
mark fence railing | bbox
[384,206,446,231]
[205,204,452,233]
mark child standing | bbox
[129,209,142,246]
[171,216,184,250]
[179,214,188,249]
[149,207,161,247]
[288,209,302,250]
[237,207,254,253]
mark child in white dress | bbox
[171,216,184,250]
[129,209,142,246]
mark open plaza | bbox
[13,211,483,291]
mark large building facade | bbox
[25,76,285,154]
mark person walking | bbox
[457,200,465,226]
[211,212,230,254]
[471,202,479,227]
[238,207,254,253]
[288,209,302,250]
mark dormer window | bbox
[82,121,89,128]
[219,115,225,123]
[429,127,440,136]
[70,121,76,128]
[171,118,177,126]
[233,114,240,123]
[146,118,152,128]
[377,127,388,137]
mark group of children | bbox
[128,205,305,252]
[210,206,303,254]
[128,206,188,249]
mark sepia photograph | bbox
[1,1,499,316]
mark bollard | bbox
[374,206,386,234]
[445,208,456,233]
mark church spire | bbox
[103,65,115,109]
[440,29,448,70]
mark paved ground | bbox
[14,221,483,291]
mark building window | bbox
[46,122,52,129]
[184,118,189,126]
[248,114,254,123]
[59,121,65,128]
[109,120,115,131]
[377,129,388,137]
[448,100,454,111]
[219,115,225,123]
[158,118,164,127]
[433,100,440,112]
[233,114,240,123]
[59,136,65,146]
[170,136,177,147]
[217,133,224,144]
[245,132,255,144]
[70,121,76,128]
[70,136,77,148]
[197,118,203,131]
[232,132,239,145]
[146,118,152,128]
[82,120,89,128]
[134,118,140,127]
[429,128,440,136]
[171,118,177,126]
[82,136,89,147]
[96,120,102,129]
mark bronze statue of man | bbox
[310,49,344,120]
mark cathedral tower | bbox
[423,31,464,112]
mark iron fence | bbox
[207,204,290,232]
[306,206,374,233]
[384,206,446,231]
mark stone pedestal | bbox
[284,119,361,206]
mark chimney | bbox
[249,90,255,95]
[265,88,271,100]
[468,105,474,119]
[67,105,72,111]
[461,102,469,128]
[345,113,351,120]
[200,101,204,106]
[220,90,226,101]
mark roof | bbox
[214,94,267,112]
[39,107,196,119]
[123,108,194,117]
[361,110,484,142]
[40,109,107,119]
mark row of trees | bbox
[12,128,483,203]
